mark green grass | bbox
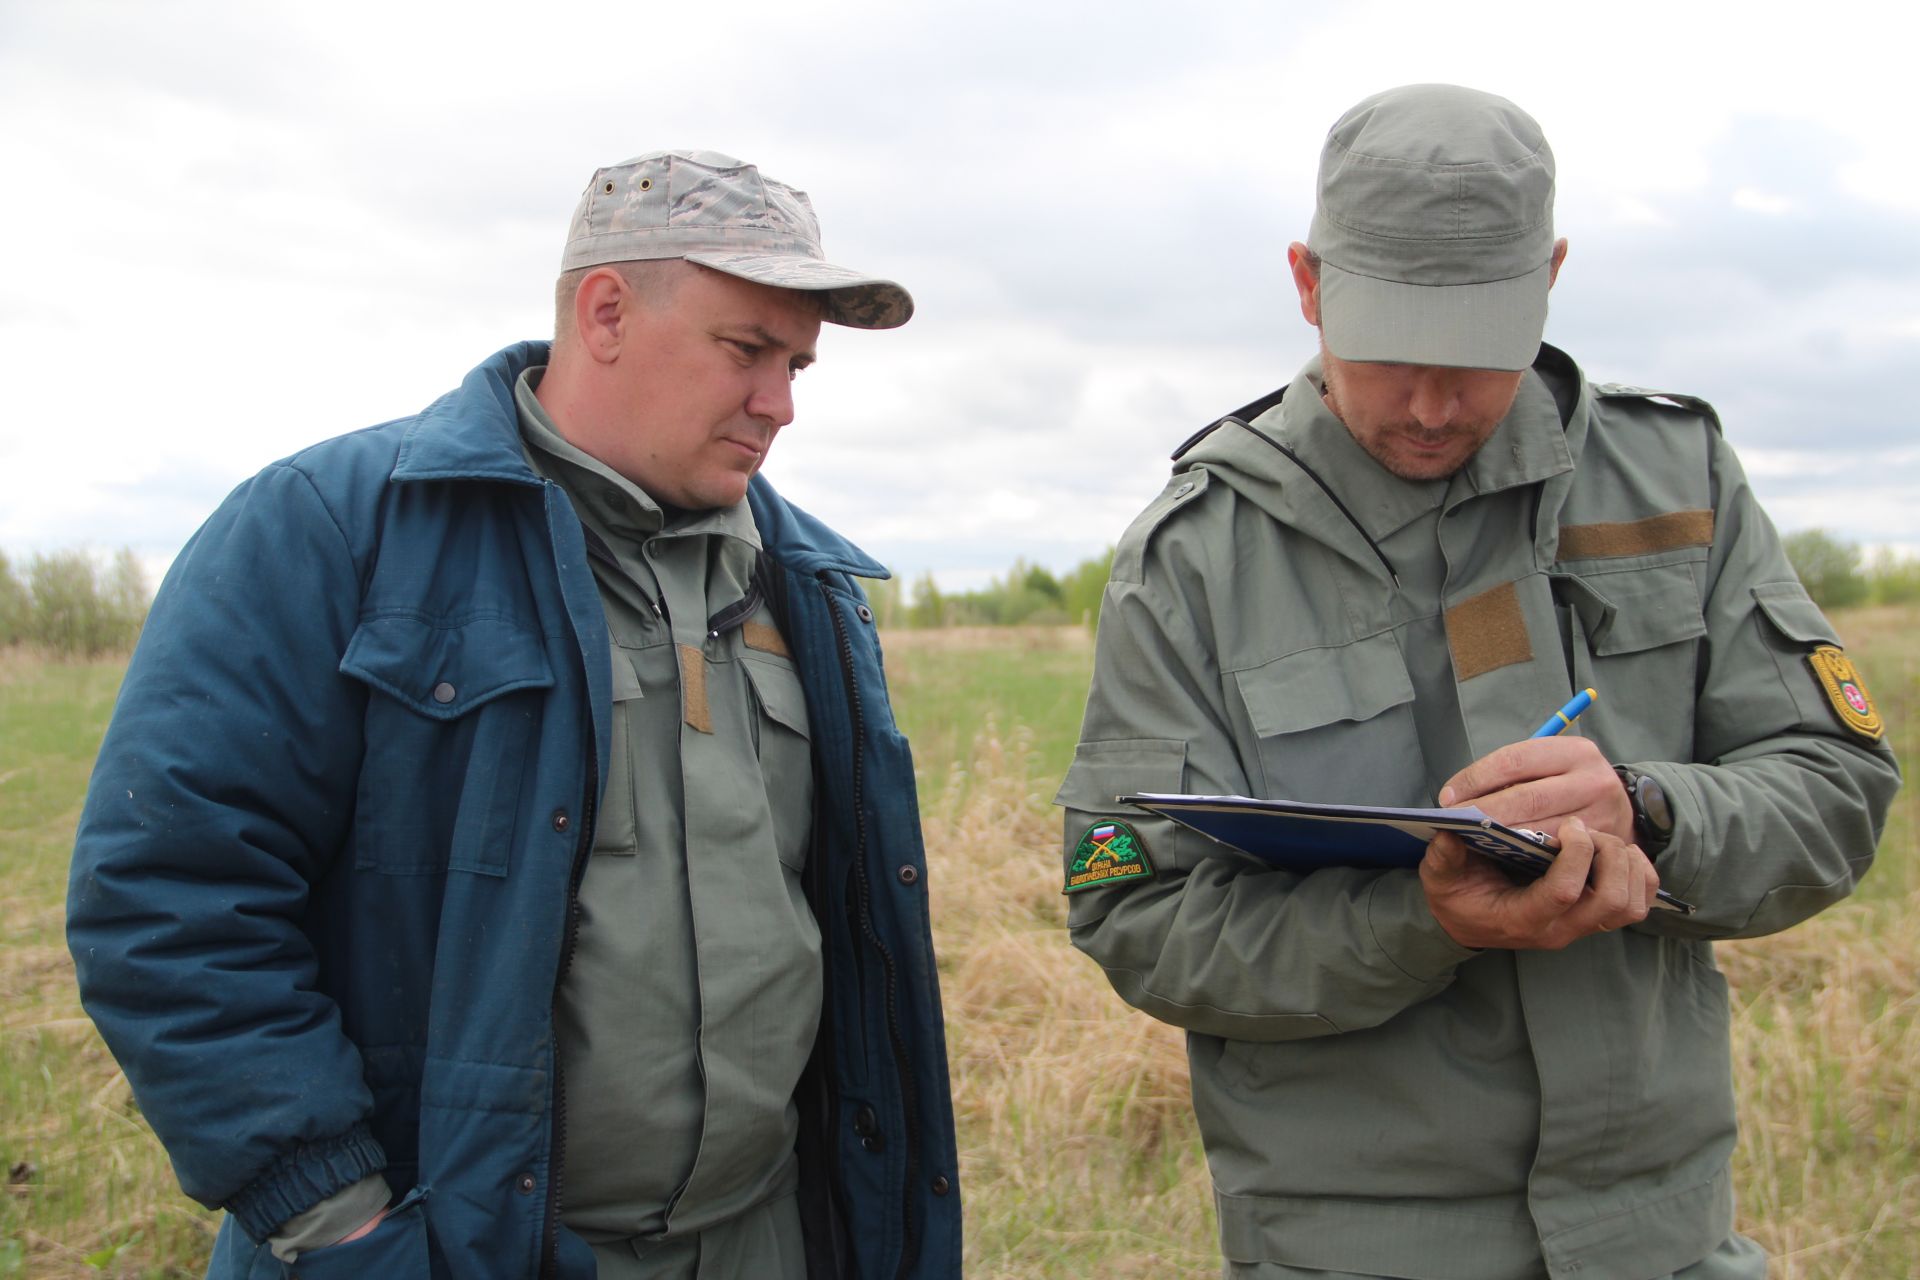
[1,655,221,1277]
[881,627,1094,802]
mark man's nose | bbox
[747,369,796,428]
[1408,372,1463,430]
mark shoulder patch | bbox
[1807,645,1884,742]
[1111,470,1209,585]
[1065,820,1156,893]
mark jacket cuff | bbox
[225,1124,387,1244]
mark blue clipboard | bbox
[1121,792,1693,914]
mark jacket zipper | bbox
[821,578,922,1279]
[540,742,598,1279]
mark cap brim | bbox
[685,250,914,330]
[1317,259,1550,371]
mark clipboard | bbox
[1121,792,1694,914]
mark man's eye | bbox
[727,339,760,359]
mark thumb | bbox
[1423,832,1467,879]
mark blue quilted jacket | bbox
[68,342,961,1279]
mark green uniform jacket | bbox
[1058,346,1900,1280]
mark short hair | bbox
[552,258,690,342]
[1298,245,1322,276]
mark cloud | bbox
[3,0,1916,591]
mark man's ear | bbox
[1287,242,1321,327]
[573,267,630,364]
[1548,237,1569,288]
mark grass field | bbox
[3,610,1915,1278]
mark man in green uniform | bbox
[1058,85,1899,1280]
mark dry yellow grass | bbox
[5,614,1916,1276]
[923,723,1214,1279]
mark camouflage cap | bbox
[1309,84,1555,371]
[561,150,913,330]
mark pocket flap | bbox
[1233,632,1414,737]
[742,654,810,737]
[610,650,646,703]
[1054,738,1187,811]
[1751,581,1839,646]
[341,614,554,719]
[1576,567,1707,656]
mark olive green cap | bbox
[1309,84,1555,371]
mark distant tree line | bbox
[866,550,1115,630]
[855,531,1913,632]
[1782,530,1920,610]
[0,548,149,656]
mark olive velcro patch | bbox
[1807,645,1884,742]
[1066,820,1155,893]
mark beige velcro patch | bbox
[1558,510,1714,561]
[1446,581,1533,681]
[678,643,713,733]
[742,620,790,658]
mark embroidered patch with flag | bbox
[1807,645,1884,742]
[1066,820,1155,893]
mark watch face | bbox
[1637,776,1674,836]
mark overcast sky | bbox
[3,0,1916,595]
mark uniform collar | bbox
[514,366,762,551]
[1275,355,1575,540]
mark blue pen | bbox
[1530,687,1597,738]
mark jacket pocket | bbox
[1232,633,1423,805]
[743,652,814,871]
[1555,562,1706,762]
[340,614,554,876]
[283,1185,432,1279]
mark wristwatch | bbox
[1614,765,1675,854]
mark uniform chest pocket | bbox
[340,614,554,876]
[742,653,814,872]
[1552,561,1706,761]
[1232,632,1423,805]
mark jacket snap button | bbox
[897,864,919,885]
[516,1173,536,1194]
[552,810,570,833]
[931,1174,951,1196]
[432,682,456,704]
[856,604,874,623]
[852,1104,877,1136]
[861,1136,879,1152]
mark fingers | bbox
[1442,737,1634,843]
[1440,736,1603,807]
[1538,815,1595,907]
[1562,827,1656,935]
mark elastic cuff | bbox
[226,1123,387,1243]
[1367,871,1478,981]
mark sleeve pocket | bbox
[1751,581,1847,731]
[1057,738,1193,920]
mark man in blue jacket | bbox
[68,150,961,1280]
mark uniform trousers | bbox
[1228,1228,1769,1279]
